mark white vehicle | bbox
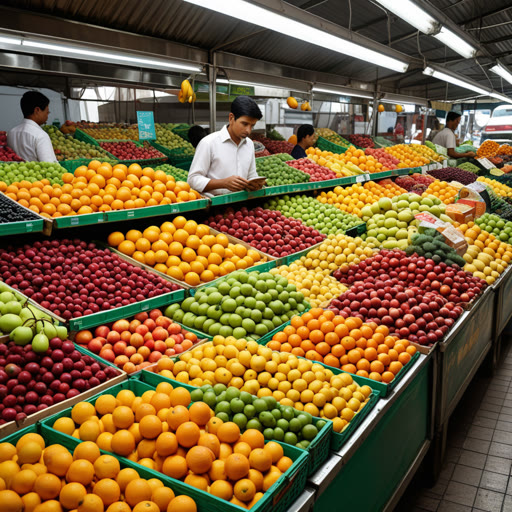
[481,105,512,143]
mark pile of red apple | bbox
[76,308,199,374]
[328,250,487,345]
[365,148,400,170]
[285,158,338,181]
[0,239,181,319]
[0,146,24,162]
[348,134,374,148]
[205,206,325,257]
[395,173,435,194]
[99,141,165,161]
[252,135,295,155]
[0,339,119,424]
[0,132,6,146]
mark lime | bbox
[201,384,213,393]
[243,404,256,419]
[253,399,268,413]
[316,420,327,430]
[289,418,302,433]
[298,440,310,449]
[246,418,263,431]
[262,396,277,410]
[282,406,295,421]
[259,411,276,428]
[277,419,289,431]
[230,398,245,414]
[216,412,230,423]
[213,383,227,395]
[233,413,248,430]
[203,392,217,409]
[240,391,253,405]
[284,432,298,445]
[297,412,312,427]
[273,427,285,441]
[302,424,318,441]
[263,428,274,440]
[225,387,240,401]
[215,401,231,416]
[271,409,282,420]
[216,391,226,403]
[190,389,204,402]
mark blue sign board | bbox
[137,111,156,140]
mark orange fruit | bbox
[73,441,100,463]
[167,496,197,512]
[115,467,140,492]
[186,445,214,474]
[94,454,120,479]
[198,433,220,458]
[112,406,134,429]
[217,422,240,444]
[176,421,200,448]
[240,429,265,449]
[124,478,153,507]
[94,478,121,506]
[161,455,188,479]
[59,482,87,510]
[210,480,233,500]
[170,387,191,407]
[66,459,95,485]
[0,490,23,512]
[234,478,256,503]
[151,486,175,511]
[166,405,190,430]
[224,453,250,481]
[276,456,293,472]
[33,473,61,500]
[111,430,136,456]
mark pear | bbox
[10,326,34,346]
[56,325,68,340]
[32,333,49,353]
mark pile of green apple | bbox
[360,194,450,250]
[475,213,512,242]
[0,162,66,186]
[155,124,195,155]
[43,125,117,162]
[0,283,67,352]
[264,194,364,235]
[164,270,309,340]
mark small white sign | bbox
[477,158,495,170]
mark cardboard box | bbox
[445,203,476,224]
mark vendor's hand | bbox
[222,175,250,192]
[246,179,266,191]
[466,151,476,158]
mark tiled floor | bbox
[395,337,512,512]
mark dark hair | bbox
[188,125,208,148]
[230,96,262,120]
[446,111,461,123]
[21,91,50,118]
[297,124,315,143]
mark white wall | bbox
[0,86,68,131]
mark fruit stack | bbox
[108,217,268,286]
[475,212,512,243]
[51,383,299,508]
[99,141,166,163]
[427,167,477,185]
[339,146,383,173]
[421,181,459,205]
[0,193,43,225]
[364,148,400,170]
[410,144,444,162]
[155,163,189,182]
[305,148,363,177]
[395,173,436,194]
[0,431,199,512]
[155,125,195,157]
[81,126,139,140]
[151,336,373,433]
[0,162,66,186]
[315,128,350,147]
[384,145,430,168]
[348,134,374,148]
[256,154,310,186]
[164,270,309,340]
[264,194,364,235]
[252,135,295,155]
[267,308,417,382]
[477,176,512,198]
[0,239,181,320]
[285,158,338,181]
[75,308,201,374]
[205,206,325,258]
[0,135,23,162]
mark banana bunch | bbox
[301,101,312,111]
[179,80,196,103]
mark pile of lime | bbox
[191,384,326,449]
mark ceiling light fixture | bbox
[312,86,374,99]
[490,63,512,86]
[423,66,490,96]
[433,27,477,59]
[371,0,438,34]
[183,0,409,73]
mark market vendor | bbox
[187,96,265,196]
[188,125,208,148]
[291,124,315,159]
[7,91,58,163]
[433,111,476,159]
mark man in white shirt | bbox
[7,91,58,163]
[433,111,475,159]
[187,96,265,196]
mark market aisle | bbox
[396,335,512,512]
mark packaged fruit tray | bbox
[139,370,333,476]
[0,344,126,438]
[42,379,310,512]
[316,136,349,154]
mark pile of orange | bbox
[153,336,373,432]
[422,181,458,204]
[0,431,197,512]
[317,179,407,216]
[339,146,383,173]
[477,139,499,158]
[107,216,266,286]
[0,160,202,218]
[54,384,293,509]
[384,144,430,168]
[267,309,416,383]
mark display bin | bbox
[150,140,195,163]
[171,124,192,142]
[49,211,107,229]
[493,264,512,338]
[42,379,310,512]
[0,345,126,438]
[276,241,324,266]
[138,369,333,476]
[0,218,44,236]
[175,158,193,171]
[436,285,495,430]
[345,222,367,237]
[210,188,267,206]
[74,127,101,146]
[96,139,168,167]
[315,136,349,154]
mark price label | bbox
[356,174,368,183]
[26,223,33,232]
[170,206,179,214]
[477,158,495,170]
[97,217,104,223]
[127,211,135,218]
[141,303,149,311]
[71,217,79,225]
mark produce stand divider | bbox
[492,264,512,338]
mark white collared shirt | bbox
[187,125,259,196]
[432,127,457,150]
[7,119,58,162]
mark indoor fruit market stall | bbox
[2,1,512,512]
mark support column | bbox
[208,52,217,132]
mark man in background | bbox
[291,124,315,159]
[433,111,475,158]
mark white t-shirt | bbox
[7,119,58,162]
[187,125,259,196]
[432,127,457,150]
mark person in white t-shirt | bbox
[7,91,58,163]
[187,96,265,196]
[432,111,475,159]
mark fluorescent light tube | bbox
[372,0,438,34]
[312,87,373,99]
[433,27,477,59]
[0,35,22,45]
[490,64,512,86]
[20,40,202,72]
[489,92,512,105]
[183,0,409,73]
[423,66,490,95]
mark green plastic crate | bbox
[0,218,44,236]
[175,158,193,171]
[52,212,107,228]
[42,379,309,512]
[74,127,101,146]
[316,137,349,154]
[59,156,119,172]
[139,369,332,476]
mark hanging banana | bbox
[180,80,196,103]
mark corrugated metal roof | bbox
[1,0,512,100]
